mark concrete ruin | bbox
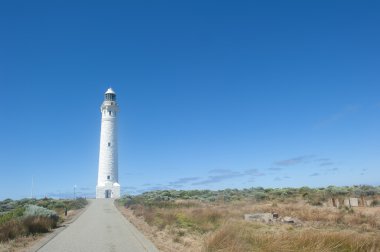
[244,213,274,223]
[349,198,359,207]
[328,197,376,208]
[344,198,350,207]
[244,213,301,226]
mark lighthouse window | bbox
[107,175,110,180]
[108,142,111,147]
[109,111,111,116]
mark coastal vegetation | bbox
[0,197,87,250]
[117,185,380,252]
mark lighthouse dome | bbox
[105,88,116,95]
[104,88,116,101]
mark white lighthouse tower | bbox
[96,88,121,199]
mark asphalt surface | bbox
[38,199,158,252]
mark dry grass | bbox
[0,235,40,252]
[130,202,228,233]
[230,201,380,230]
[0,220,26,242]
[23,216,57,234]
[123,199,380,252]
[0,216,57,243]
[204,220,380,252]
[116,203,203,252]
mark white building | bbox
[96,88,121,198]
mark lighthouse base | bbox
[96,182,120,199]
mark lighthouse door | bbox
[105,190,112,198]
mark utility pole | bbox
[31,176,34,198]
[74,185,77,199]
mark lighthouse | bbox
[96,88,121,198]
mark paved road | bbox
[38,199,158,252]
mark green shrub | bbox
[0,198,89,242]
[0,199,16,213]
[120,186,380,209]
[0,207,24,225]
[176,213,195,229]
[252,192,268,201]
[24,205,59,222]
[66,198,88,210]
[50,201,65,209]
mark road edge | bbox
[113,200,159,252]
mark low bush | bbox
[0,216,57,242]
[24,205,59,222]
[0,207,24,225]
[0,220,25,242]
[120,185,380,205]
[65,198,88,210]
[0,198,88,243]
[23,216,57,233]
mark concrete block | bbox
[334,198,340,208]
[349,198,359,207]
[282,216,301,225]
[344,198,350,207]
[244,213,274,223]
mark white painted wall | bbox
[96,88,121,198]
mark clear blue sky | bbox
[0,1,379,199]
